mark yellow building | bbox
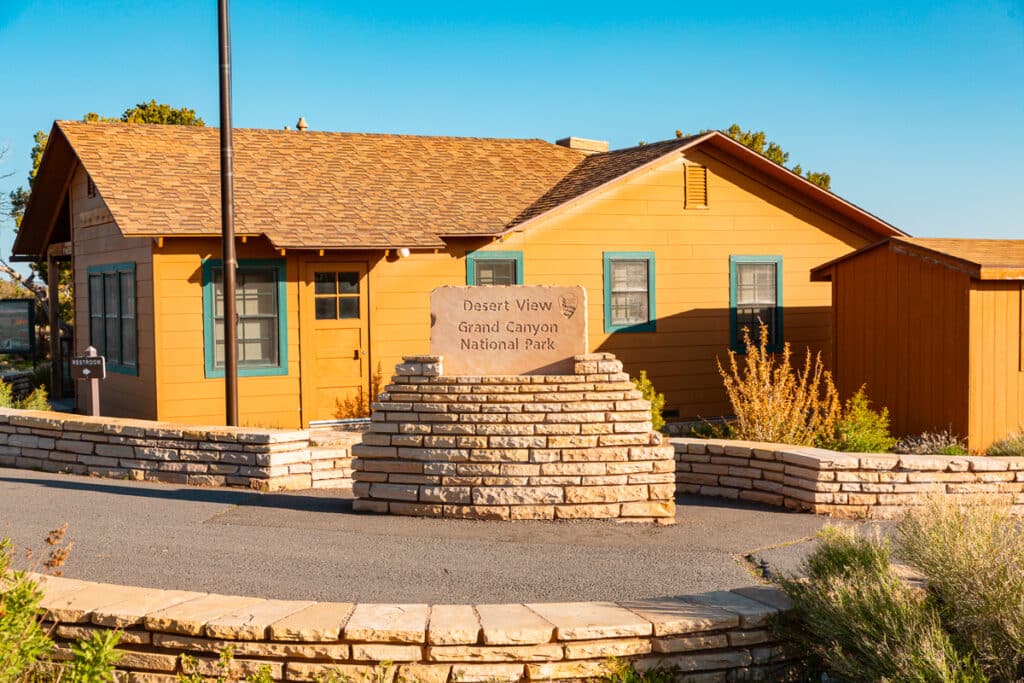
[14,121,902,428]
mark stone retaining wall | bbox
[674,437,1024,519]
[0,408,356,492]
[35,574,796,682]
[351,354,676,522]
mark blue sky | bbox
[1,0,1021,265]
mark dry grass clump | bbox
[717,325,840,446]
[334,363,384,420]
[895,428,970,455]
[895,495,1024,680]
[777,496,1024,682]
[986,430,1024,457]
[776,524,984,682]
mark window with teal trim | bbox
[730,256,783,352]
[202,259,288,378]
[603,252,656,332]
[87,263,137,374]
[466,250,523,285]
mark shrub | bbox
[717,324,840,446]
[688,419,736,439]
[0,527,121,682]
[775,525,986,682]
[819,386,897,453]
[0,380,49,411]
[895,495,1024,681]
[334,363,384,419]
[632,370,665,432]
[895,429,969,456]
[986,431,1024,457]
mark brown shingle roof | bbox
[503,137,700,229]
[55,121,588,249]
[812,237,1024,281]
[14,122,905,259]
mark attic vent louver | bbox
[685,164,707,209]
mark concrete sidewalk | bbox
[0,468,834,603]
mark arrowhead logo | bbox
[82,369,91,376]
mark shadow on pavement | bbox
[0,473,351,514]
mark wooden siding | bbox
[829,244,971,441]
[70,166,156,419]
[152,239,302,428]
[368,150,869,419]
[968,281,1024,450]
[131,148,874,427]
[495,149,867,418]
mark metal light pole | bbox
[218,0,239,425]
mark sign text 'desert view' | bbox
[429,285,588,375]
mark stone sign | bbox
[430,285,588,375]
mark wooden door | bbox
[300,261,369,424]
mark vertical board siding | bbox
[969,282,1024,450]
[71,167,156,418]
[833,245,971,442]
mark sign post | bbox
[71,346,106,417]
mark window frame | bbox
[603,251,656,333]
[465,250,523,286]
[202,258,288,378]
[729,255,784,353]
[86,262,138,375]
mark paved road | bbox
[0,468,836,603]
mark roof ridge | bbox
[55,120,570,146]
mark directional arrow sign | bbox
[71,355,106,381]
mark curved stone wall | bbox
[674,437,1024,519]
[34,573,797,681]
[351,354,675,522]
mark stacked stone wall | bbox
[674,438,1024,519]
[0,408,356,491]
[351,354,676,522]
[36,574,797,682]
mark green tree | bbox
[5,102,204,330]
[679,124,832,191]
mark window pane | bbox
[609,259,650,326]
[121,318,137,366]
[611,260,648,292]
[736,263,777,306]
[314,272,336,295]
[210,265,281,369]
[119,272,136,319]
[90,319,104,354]
[611,292,649,325]
[339,297,359,319]
[737,306,777,346]
[475,259,516,286]
[104,274,120,362]
[315,297,337,320]
[89,275,104,352]
[237,271,276,316]
[338,272,359,294]
[238,318,277,366]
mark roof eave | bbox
[10,122,76,261]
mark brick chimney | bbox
[555,136,608,155]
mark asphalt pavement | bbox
[0,468,838,603]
